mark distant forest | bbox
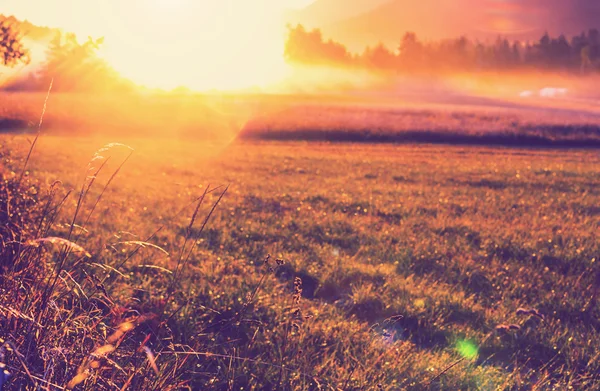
[285,24,600,74]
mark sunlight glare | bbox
[95,0,292,91]
[4,0,309,91]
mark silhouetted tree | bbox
[285,24,351,66]
[511,42,521,66]
[0,17,29,67]
[587,28,600,63]
[34,31,129,92]
[572,29,599,73]
[398,32,424,70]
[450,36,471,68]
[553,34,572,68]
[581,46,592,73]
[363,43,396,70]
[284,24,599,75]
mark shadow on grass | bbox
[0,119,29,132]
[478,333,565,375]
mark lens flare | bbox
[456,339,478,360]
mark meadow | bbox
[3,91,600,146]
[1,93,600,390]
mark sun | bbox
[91,0,296,91]
[3,0,318,91]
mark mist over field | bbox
[4,69,600,148]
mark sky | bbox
[5,0,599,90]
[3,0,318,90]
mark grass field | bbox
[1,130,599,389]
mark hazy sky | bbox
[3,0,319,89]
[4,0,598,89]
[3,0,317,38]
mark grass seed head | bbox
[28,236,92,258]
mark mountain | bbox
[287,0,600,51]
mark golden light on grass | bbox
[2,132,600,389]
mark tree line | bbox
[285,24,600,74]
